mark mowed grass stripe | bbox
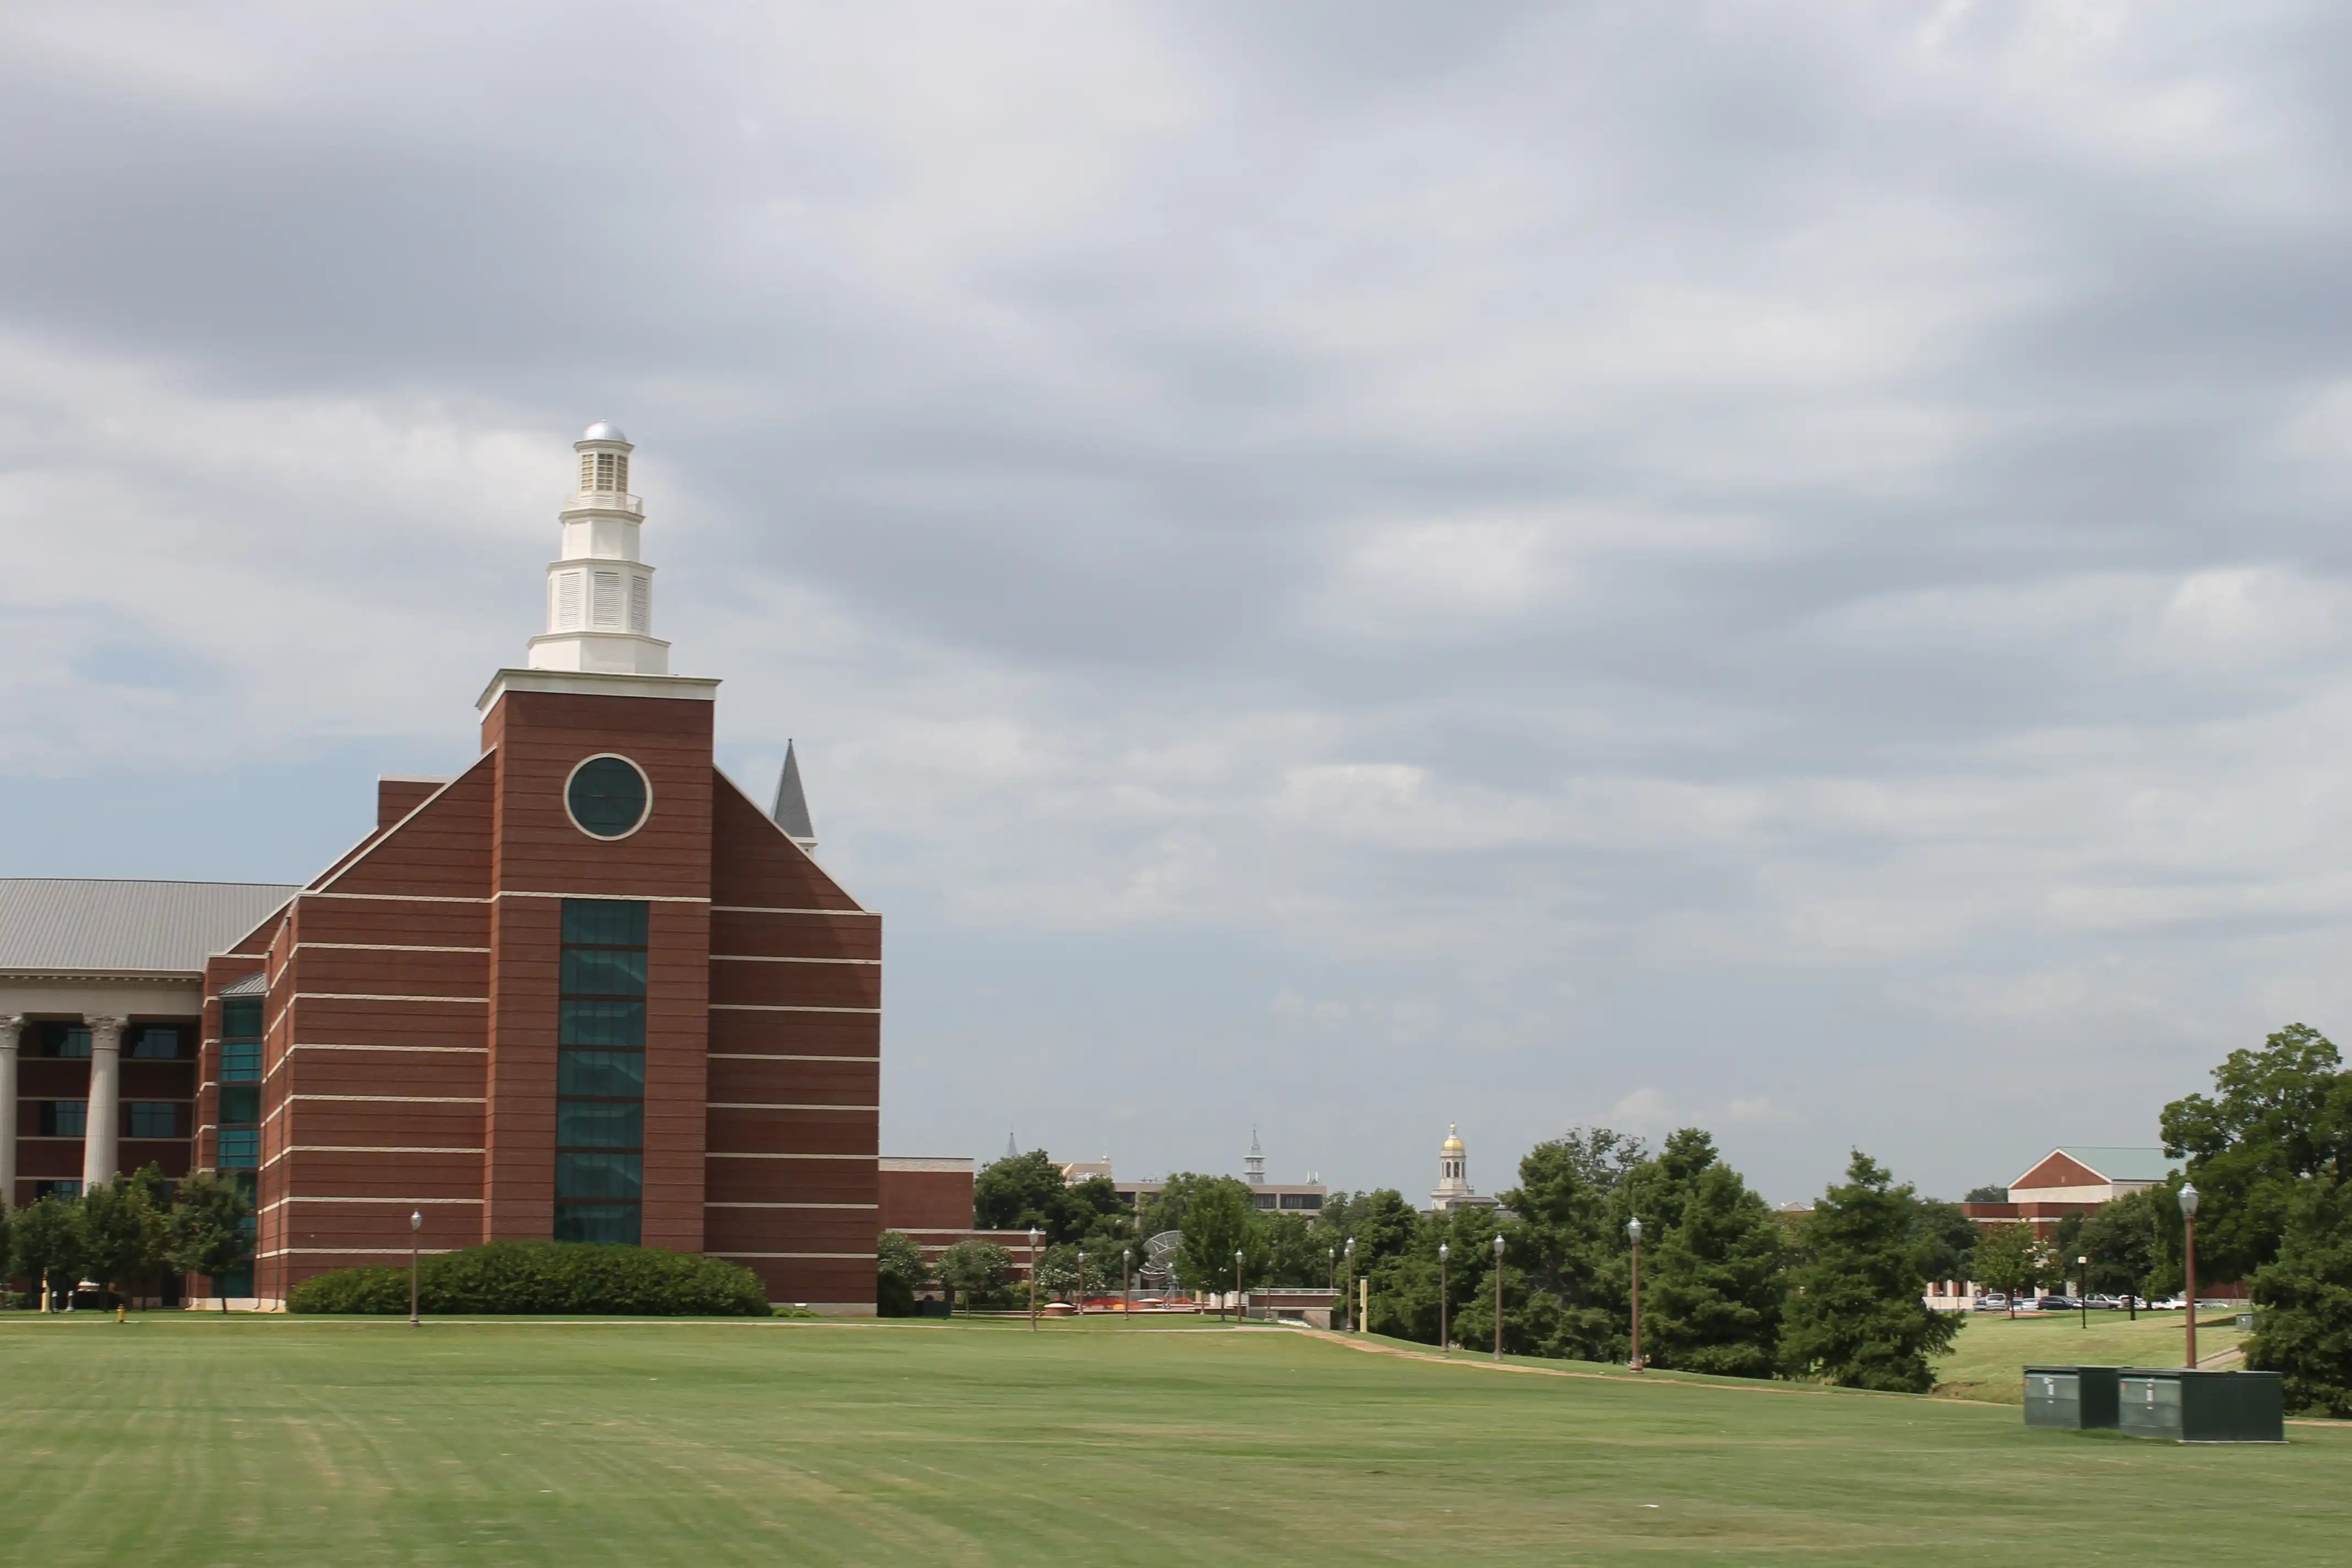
[1,1316,2344,1565]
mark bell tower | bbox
[527,422,672,676]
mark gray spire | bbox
[770,739,817,851]
[1005,1125,1019,1159]
[1245,1125,1266,1185]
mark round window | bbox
[565,755,650,839]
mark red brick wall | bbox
[702,774,879,1308]
[880,1168,974,1232]
[482,688,715,1253]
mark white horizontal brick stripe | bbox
[494,890,708,903]
[707,1004,879,1015]
[712,906,878,917]
[709,1102,879,1112]
[295,943,490,954]
[706,1201,878,1210]
[307,892,489,904]
[708,1053,876,1063]
[259,1195,483,1216]
[710,954,879,966]
[281,1144,485,1154]
[290,1094,486,1104]
[258,1247,462,1260]
[290,992,488,1005]
[292,1043,488,1055]
[706,1151,870,1161]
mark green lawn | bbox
[2,1314,2343,1566]
[1932,1308,2250,1403]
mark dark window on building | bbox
[566,755,650,839]
[1280,1193,1322,1210]
[34,1180,82,1201]
[39,1100,88,1137]
[129,1026,184,1060]
[556,899,646,1244]
[128,1101,181,1138]
[1254,1193,1278,1210]
[218,1084,262,1170]
[221,997,264,1084]
[43,1023,91,1059]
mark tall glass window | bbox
[39,1100,88,1137]
[555,899,646,1244]
[44,1024,91,1059]
[221,998,264,1084]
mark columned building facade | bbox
[2,425,881,1311]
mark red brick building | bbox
[1,424,881,1312]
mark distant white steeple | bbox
[526,423,673,676]
[1245,1126,1266,1186]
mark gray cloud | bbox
[1,2,2348,1200]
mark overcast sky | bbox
[2,2,2347,1204]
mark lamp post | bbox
[1233,1248,1245,1324]
[1076,1249,1086,1315]
[1028,1226,1041,1332]
[1438,1243,1450,1354]
[1327,1245,1336,1294]
[1626,1216,1645,1372]
[1122,1248,1132,1325]
[2179,1183,2199,1369]
[408,1209,422,1328]
[2077,1255,2088,1330]
[1493,1232,1506,1361]
[1343,1237,1356,1332]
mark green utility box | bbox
[2024,1365,2121,1430]
[2116,1369,2285,1444]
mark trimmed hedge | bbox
[287,1241,771,1316]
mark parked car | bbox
[1973,1292,2009,1311]
[2149,1295,2187,1310]
[2038,1295,2081,1311]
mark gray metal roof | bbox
[0,879,298,976]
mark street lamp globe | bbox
[1439,1242,1449,1261]
[410,1210,422,1232]
[2178,1183,2199,1218]
[1493,1234,1505,1260]
[1627,1216,1642,1244]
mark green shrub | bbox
[287,1242,771,1316]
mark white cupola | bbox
[525,423,672,676]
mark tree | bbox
[2077,1187,2168,1300]
[1779,1151,1961,1392]
[166,1172,254,1312]
[1963,1185,2008,1204]
[1969,1222,2053,1313]
[2160,1023,2349,1284]
[1259,1213,1331,1288]
[1172,1177,1265,1312]
[1635,1136,1785,1378]
[934,1239,1013,1315]
[1910,1201,1979,1287]
[80,1166,171,1306]
[875,1229,929,1316]
[973,1151,1067,1233]
[1496,1130,1635,1363]
[10,1195,85,1308]
[2245,1166,2352,1415]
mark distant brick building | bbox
[1,425,881,1312]
[1962,1146,2179,1238]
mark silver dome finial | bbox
[580,421,630,445]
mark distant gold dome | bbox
[1441,1123,1464,1153]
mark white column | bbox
[0,1014,21,1212]
[81,1015,126,1190]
